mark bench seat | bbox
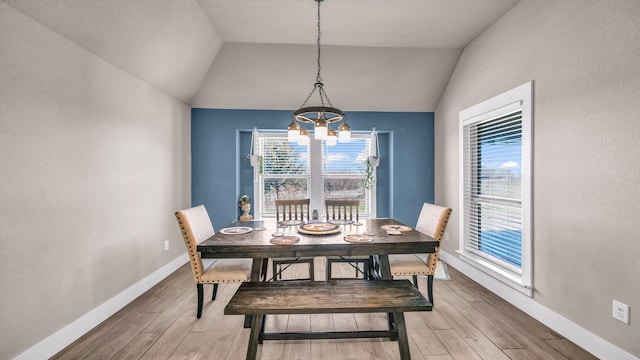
[225,279,432,360]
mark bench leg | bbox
[387,312,398,341]
[394,312,411,360]
[258,314,266,344]
[246,314,263,360]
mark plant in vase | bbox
[362,157,376,190]
[238,195,253,221]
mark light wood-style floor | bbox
[52,259,597,360]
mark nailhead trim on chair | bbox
[176,211,247,284]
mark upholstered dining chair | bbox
[271,199,315,281]
[175,205,252,318]
[325,199,372,280]
[388,203,452,305]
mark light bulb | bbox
[327,128,337,146]
[338,122,351,141]
[287,120,300,141]
[314,118,327,140]
[297,127,309,146]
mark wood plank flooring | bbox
[51,259,598,360]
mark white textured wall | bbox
[435,0,640,356]
[0,4,191,359]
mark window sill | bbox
[456,250,532,297]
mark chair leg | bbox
[272,262,278,281]
[261,258,269,282]
[427,274,434,305]
[196,284,204,318]
[412,275,419,289]
[212,283,218,301]
[366,257,373,279]
[326,259,332,281]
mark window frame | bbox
[458,81,533,296]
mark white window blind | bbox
[322,137,371,215]
[258,136,310,214]
[463,110,523,271]
[254,132,376,218]
[459,81,532,296]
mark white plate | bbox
[380,224,412,232]
[298,222,341,235]
[278,220,303,226]
[344,234,374,243]
[219,226,253,235]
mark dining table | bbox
[197,217,439,283]
[198,217,439,358]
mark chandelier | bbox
[287,0,350,145]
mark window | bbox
[254,132,375,218]
[257,134,310,215]
[459,81,532,296]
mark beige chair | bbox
[271,199,315,281]
[325,199,372,280]
[175,205,252,318]
[389,203,452,305]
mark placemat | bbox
[270,236,300,245]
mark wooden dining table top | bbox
[197,218,438,259]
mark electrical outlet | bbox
[612,300,630,324]
[164,240,169,251]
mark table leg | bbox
[378,254,398,339]
[246,314,263,360]
[378,254,392,280]
[394,312,411,360]
[244,258,264,328]
[250,258,263,282]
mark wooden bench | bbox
[225,279,433,360]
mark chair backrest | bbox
[275,199,310,222]
[175,205,214,283]
[415,203,452,272]
[325,199,360,222]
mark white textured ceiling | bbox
[197,0,520,48]
[4,0,521,111]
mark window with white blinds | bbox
[322,137,371,215]
[258,135,310,214]
[459,81,532,296]
[255,133,375,218]
[464,110,523,268]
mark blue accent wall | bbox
[191,108,434,231]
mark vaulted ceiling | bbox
[4,0,520,111]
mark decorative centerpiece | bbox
[238,195,253,221]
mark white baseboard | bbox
[439,251,638,360]
[13,254,189,360]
